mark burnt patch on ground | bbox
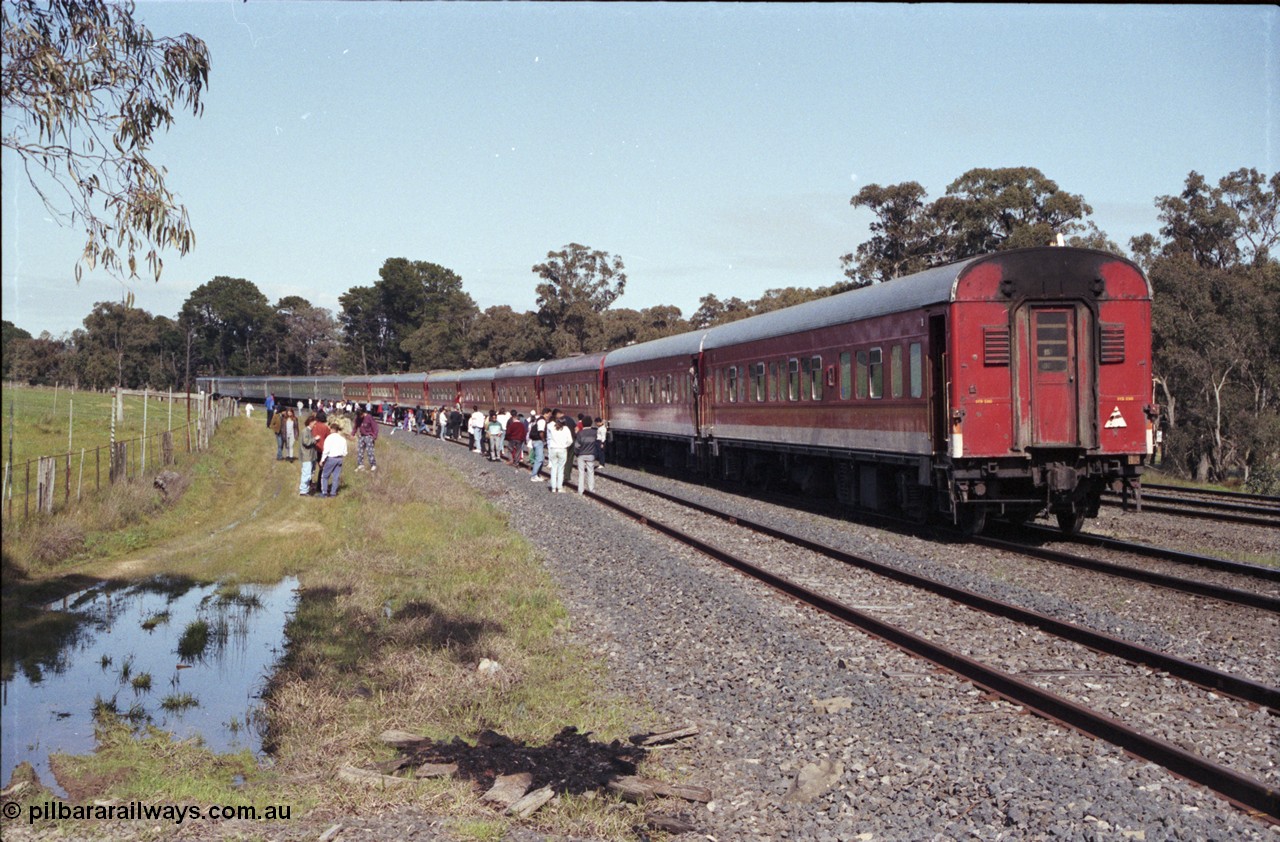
[398,727,647,795]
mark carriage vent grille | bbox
[1100,323,1125,364]
[983,326,1010,366]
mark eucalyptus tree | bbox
[2,0,210,282]
[532,243,627,355]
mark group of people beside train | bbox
[450,405,607,494]
[260,391,609,497]
[258,393,385,499]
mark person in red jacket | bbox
[505,412,528,468]
[309,411,331,492]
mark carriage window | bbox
[868,348,883,399]
[753,363,766,401]
[788,358,800,401]
[648,376,657,403]
[768,362,778,401]
[726,366,738,403]
[890,346,903,399]
[910,342,923,398]
[855,351,868,399]
[1036,311,1070,372]
[810,356,823,400]
[799,357,811,400]
[840,352,852,400]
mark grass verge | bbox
[4,416,662,840]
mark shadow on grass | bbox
[391,601,503,663]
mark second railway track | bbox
[581,469,1279,821]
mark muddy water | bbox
[1,575,298,796]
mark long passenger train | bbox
[199,247,1156,534]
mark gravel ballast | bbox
[402,434,1277,840]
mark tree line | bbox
[4,166,1278,489]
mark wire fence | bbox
[2,395,239,523]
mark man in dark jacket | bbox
[574,416,601,495]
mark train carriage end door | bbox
[1027,307,1081,446]
[929,314,948,453]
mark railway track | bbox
[1142,482,1280,506]
[434,429,1278,607]
[1103,485,1280,530]
[581,473,1280,822]
[421,432,1279,821]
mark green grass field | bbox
[3,416,659,840]
[2,384,200,471]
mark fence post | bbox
[36,456,55,515]
[25,460,31,520]
[111,443,127,484]
[142,389,149,475]
[162,431,174,466]
[64,452,70,508]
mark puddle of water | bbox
[1,575,298,796]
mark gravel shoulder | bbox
[404,436,1276,841]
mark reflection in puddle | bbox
[1,576,298,796]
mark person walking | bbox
[574,415,601,495]
[265,393,276,428]
[546,411,575,493]
[355,407,379,471]
[319,420,349,497]
[298,414,318,495]
[528,408,550,482]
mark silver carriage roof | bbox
[603,329,710,367]
[536,352,606,376]
[699,256,985,351]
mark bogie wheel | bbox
[959,506,987,536]
[1056,509,1086,535]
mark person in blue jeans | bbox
[319,421,349,497]
[528,408,550,482]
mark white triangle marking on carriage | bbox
[1104,406,1127,429]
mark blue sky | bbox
[3,3,1276,337]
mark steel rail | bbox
[584,485,1280,822]
[971,536,1280,613]
[1104,498,1280,529]
[596,474,1279,709]
[1142,482,1280,505]
[1106,490,1280,517]
[1121,488,1280,514]
[1026,526,1280,583]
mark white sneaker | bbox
[370,465,377,472]
[356,465,365,471]
[531,476,544,482]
